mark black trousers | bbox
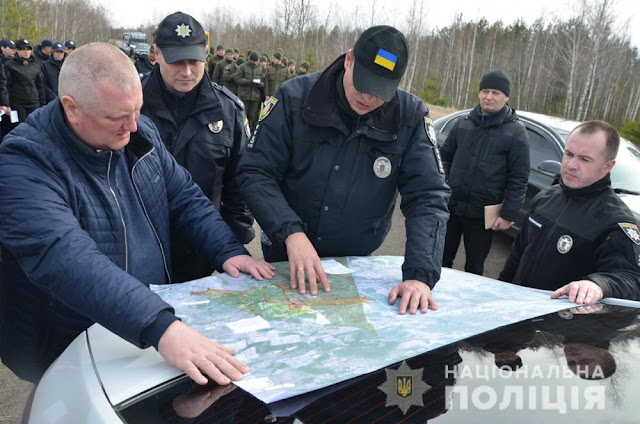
[442,214,494,275]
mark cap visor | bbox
[352,59,400,102]
[160,44,206,64]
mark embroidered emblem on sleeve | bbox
[424,116,437,146]
[259,97,278,122]
[619,222,640,245]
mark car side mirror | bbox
[538,160,561,184]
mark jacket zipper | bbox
[107,151,128,273]
[130,147,171,284]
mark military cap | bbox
[154,11,207,63]
[300,61,310,70]
[273,51,282,60]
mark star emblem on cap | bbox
[175,23,192,38]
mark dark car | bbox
[434,109,640,236]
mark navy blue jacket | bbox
[237,55,450,287]
[0,100,248,380]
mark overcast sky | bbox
[95,0,640,48]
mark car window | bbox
[527,128,560,170]
[611,141,640,193]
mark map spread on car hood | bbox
[152,256,574,403]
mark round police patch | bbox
[557,235,573,254]
[208,120,223,133]
[373,157,392,178]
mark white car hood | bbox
[619,193,640,221]
[88,325,183,406]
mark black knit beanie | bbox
[479,70,510,97]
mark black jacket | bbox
[32,45,48,66]
[141,67,254,281]
[440,106,530,221]
[4,56,46,108]
[41,56,63,102]
[499,175,640,300]
[0,64,8,106]
[134,55,155,77]
[237,55,450,287]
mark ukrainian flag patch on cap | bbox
[374,48,397,71]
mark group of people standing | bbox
[0,10,638,397]
[0,37,76,139]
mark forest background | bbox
[3,0,640,143]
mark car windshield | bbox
[557,131,640,193]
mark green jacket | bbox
[235,61,264,102]
[264,62,289,97]
[222,62,240,95]
[213,58,233,85]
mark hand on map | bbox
[388,280,438,315]
[551,280,604,304]
[158,320,249,385]
[284,232,330,295]
[222,254,276,281]
[172,383,236,418]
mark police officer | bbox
[499,121,640,303]
[41,42,65,102]
[141,12,255,283]
[134,44,156,78]
[440,70,530,276]
[237,25,450,315]
[4,39,46,123]
[32,39,52,66]
[63,40,76,56]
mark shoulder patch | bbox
[619,222,640,245]
[259,97,278,122]
[243,117,251,138]
[424,115,437,146]
[215,83,245,110]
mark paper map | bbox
[152,256,572,403]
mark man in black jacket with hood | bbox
[440,70,530,275]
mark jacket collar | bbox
[470,104,517,128]
[560,173,612,198]
[302,54,401,134]
[48,100,153,172]
[142,66,221,123]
